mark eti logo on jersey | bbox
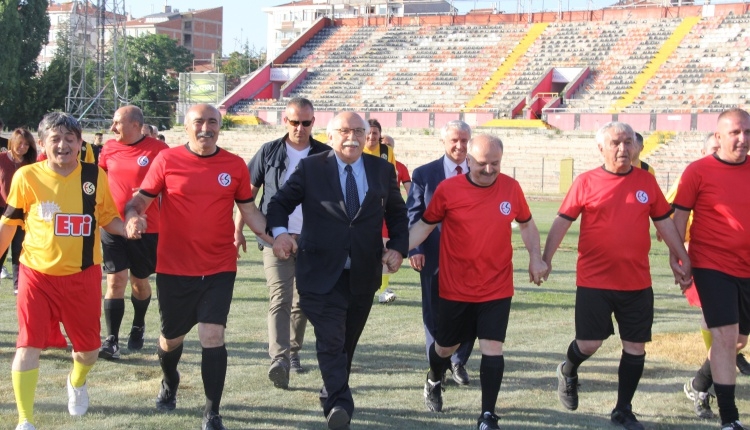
[137,156,149,167]
[218,173,231,187]
[635,190,649,204]
[55,214,93,236]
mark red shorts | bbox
[17,264,102,352]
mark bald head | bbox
[185,103,222,155]
[111,105,145,144]
[382,135,395,148]
[467,134,504,186]
[327,112,368,164]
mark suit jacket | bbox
[266,151,408,295]
[405,156,446,276]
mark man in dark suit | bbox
[406,120,475,385]
[266,112,408,430]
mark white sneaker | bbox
[1,267,10,279]
[67,375,89,416]
[378,288,396,304]
[16,420,36,430]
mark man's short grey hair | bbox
[595,122,634,145]
[287,97,314,112]
[468,133,504,154]
[441,120,471,139]
[326,113,370,138]
[38,112,82,142]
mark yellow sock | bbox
[70,361,93,388]
[13,368,38,425]
[701,328,712,351]
[378,274,390,293]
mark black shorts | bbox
[436,297,512,347]
[101,230,157,279]
[156,271,236,339]
[575,286,653,343]
[693,268,750,335]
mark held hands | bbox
[382,248,403,274]
[528,256,548,286]
[409,254,425,271]
[670,252,693,292]
[272,233,297,260]
[125,214,147,239]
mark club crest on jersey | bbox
[82,182,96,195]
[137,156,149,167]
[635,190,649,204]
[55,214,93,236]
[218,173,231,187]
[499,201,512,215]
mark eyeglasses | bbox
[286,118,313,127]
[335,128,366,137]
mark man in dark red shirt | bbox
[409,134,546,430]
[673,108,750,430]
[98,105,168,360]
[125,104,271,430]
[543,121,691,430]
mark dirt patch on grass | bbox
[648,332,707,367]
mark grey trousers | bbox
[262,247,307,362]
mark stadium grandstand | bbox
[216,1,749,194]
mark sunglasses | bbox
[287,119,313,127]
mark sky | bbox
[127,0,599,56]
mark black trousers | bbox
[421,269,474,364]
[299,270,374,419]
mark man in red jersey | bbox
[673,108,750,430]
[409,134,547,430]
[543,121,691,430]
[125,103,271,430]
[382,135,411,194]
[98,105,169,360]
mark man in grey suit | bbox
[406,120,475,385]
[266,112,408,430]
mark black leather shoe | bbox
[451,362,470,385]
[326,406,350,430]
[737,353,750,376]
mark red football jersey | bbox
[558,167,672,291]
[422,174,532,303]
[98,136,168,233]
[138,145,253,276]
[396,161,411,187]
[673,154,750,277]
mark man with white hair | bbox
[543,121,691,430]
[266,112,408,430]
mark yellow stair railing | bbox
[610,16,700,112]
[463,23,549,111]
[641,131,675,159]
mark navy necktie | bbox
[345,165,360,220]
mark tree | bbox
[1,0,50,128]
[221,43,266,91]
[0,1,23,125]
[125,34,193,129]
